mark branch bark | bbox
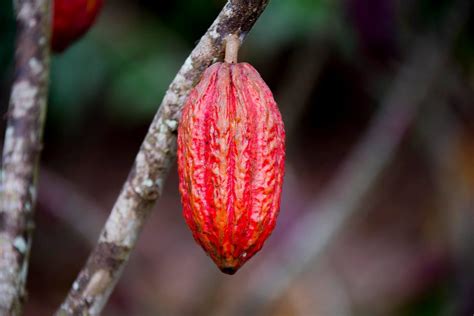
[56,1,270,314]
[0,0,51,314]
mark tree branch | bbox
[56,1,270,314]
[0,0,51,314]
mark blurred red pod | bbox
[177,36,285,274]
[52,0,103,52]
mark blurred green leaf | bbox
[105,53,182,124]
[49,37,107,129]
[249,0,340,48]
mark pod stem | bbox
[224,34,241,64]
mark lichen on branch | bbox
[0,0,52,314]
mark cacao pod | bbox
[52,0,103,52]
[177,61,285,274]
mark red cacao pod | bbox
[177,61,285,274]
[52,0,103,52]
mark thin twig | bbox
[56,1,271,314]
[0,0,51,314]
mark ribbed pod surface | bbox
[177,62,285,274]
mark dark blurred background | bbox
[1,0,474,315]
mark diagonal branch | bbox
[56,1,270,314]
[0,0,52,314]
